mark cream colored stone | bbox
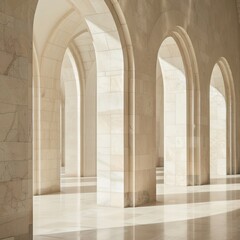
[1,0,240,239]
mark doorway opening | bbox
[210,64,227,178]
[156,36,187,186]
[32,0,127,235]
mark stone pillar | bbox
[0,0,36,238]
[129,67,157,206]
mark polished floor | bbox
[34,168,240,239]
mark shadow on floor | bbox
[211,176,240,185]
[33,208,240,240]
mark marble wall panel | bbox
[0,0,37,239]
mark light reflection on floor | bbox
[34,168,240,240]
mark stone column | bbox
[0,0,37,238]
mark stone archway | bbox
[210,58,236,177]
[156,27,201,186]
[33,0,135,207]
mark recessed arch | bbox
[210,64,226,177]
[169,27,201,185]
[210,58,236,177]
[156,26,201,186]
[33,4,87,194]
[32,0,134,207]
[157,36,188,186]
[60,48,81,177]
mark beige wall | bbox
[0,0,37,239]
[1,0,240,239]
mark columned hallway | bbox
[34,168,240,239]
[1,1,240,239]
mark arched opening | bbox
[210,59,236,178]
[156,27,201,188]
[33,0,130,236]
[33,1,88,195]
[210,64,226,177]
[157,36,187,186]
[60,48,81,177]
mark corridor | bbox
[34,168,240,240]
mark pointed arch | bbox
[156,26,201,186]
[33,0,135,207]
[210,58,236,175]
[158,36,188,186]
[210,64,227,177]
[60,48,81,177]
[169,27,201,185]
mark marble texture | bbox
[1,0,240,239]
[0,0,37,239]
[33,168,240,240]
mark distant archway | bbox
[210,59,236,177]
[60,48,81,177]
[210,64,226,177]
[33,0,131,207]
